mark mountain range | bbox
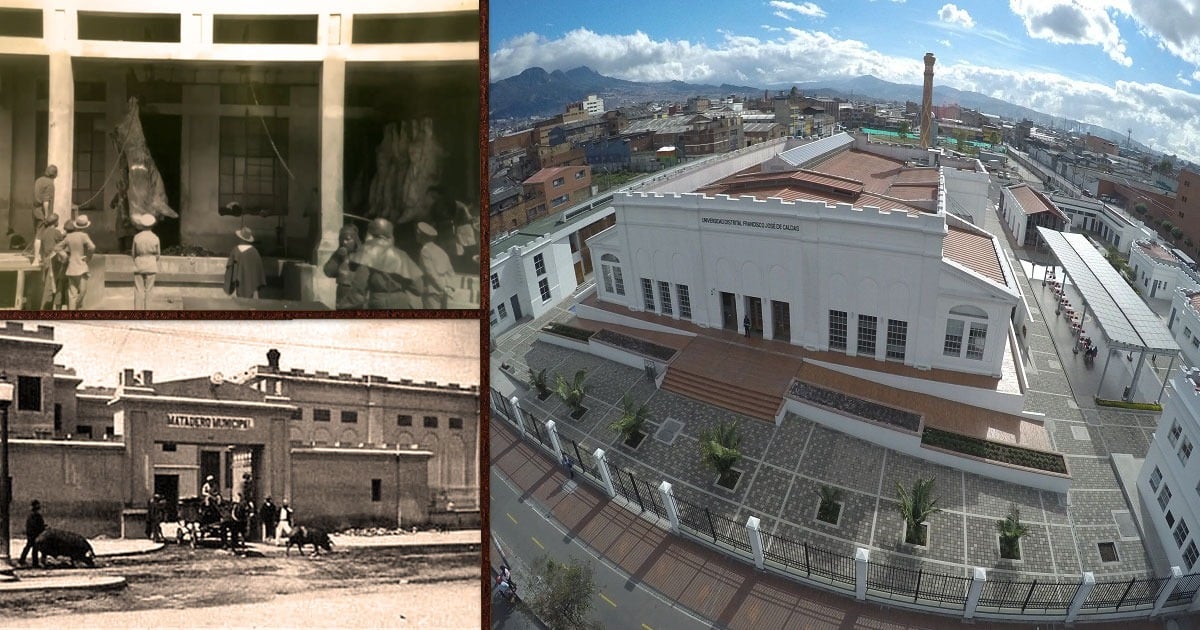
[490,66,1137,150]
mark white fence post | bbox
[593,448,617,498]
[1152,566,1183,617]
[745,516,764,570]
[964,567,986,619]
[509,396,528,437]
[546,419,563,460]
[659,481,680,533]
[854,548,869,601]
[1067,572,1095,623]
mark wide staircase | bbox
[660,336,798,422]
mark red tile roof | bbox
[523,166,579,185]
[1136,240,1179,264]
[1010,184,1066,221]
[944,225,1006,286]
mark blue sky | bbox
[490,0,1200,162]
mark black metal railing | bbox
[1082,575,1170,611]
[977,579,1079,614]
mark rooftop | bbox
[1134,239,1182,265]
[944,224,1007,286]
[1008,184,1067,221]
[523,166,581,185]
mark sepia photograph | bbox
[0,1,480,311]
[0,318,481,627]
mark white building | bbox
[583,94,604,117]
[999,183,1068,248]
[1050,194,1154,255]
[586,133,1024,381]
[1167,288,1200,368]
[1139,366,1200,572]
[1131,240,1200,303]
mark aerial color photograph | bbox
[488,1,1200,628]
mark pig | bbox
[285,526,333,556]
[35,529,96,568]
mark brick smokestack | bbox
[919,52,935,149]
[267,348,281,371]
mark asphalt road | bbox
[490,465,711,630]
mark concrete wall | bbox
[290,449,431,529]
[10,439,126,537]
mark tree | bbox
[997,506,1029,560]
[1172,226,1184,240]
[700,421,743,486]
[1162,219,1174,232]
[1156,156,1175,175]
[527,555,600,630]
[897,121,911,139]
[610,394,652,447]
[896,478,942,546]
[1134,202,1148,216]
[528,367,551,400]
[555,370,590,417]
[816,485,844,524]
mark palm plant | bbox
[528,367,551,400]
[610,395,652,447]
[996,506,1029,560]
[555,369,590,417]
[896,478,942,546]
[816,485,843,524]
[700,421,743,487]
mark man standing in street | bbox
[54,215,96,310]
[33,165,57,234]
[19,500,46,567]
[131,214,160,309]
[34,214,65,310]
[259,497,279,541]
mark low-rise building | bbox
[1139,366,1200,572]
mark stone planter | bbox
[814,500,843,527]
[568,406,588,420]
[622,431,645,450]
[998,535,1024,562]
[901,521,929,548]
[714,468,743,492]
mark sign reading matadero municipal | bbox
[167,413,254,430]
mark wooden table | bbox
[0,253,40,309]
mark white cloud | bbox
[490,27,1200,162]
[939,39,953,48]
[1179,73,1193,86]
[769,1,826,19]
[1008,0,1131,66]
[938,4,975,29]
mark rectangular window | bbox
[886,319,908,361]
[1175,520,1190,547]
[552,177,564,187]
[423,415,438,428]
[612,267,625,295]
[641,278,655,311]
[551,194,570,206]
[397,414,413,427]
[1160,484,1173,510]
[575,169,585,179]
[1168,511,1177,528]
[490,309,498,326]
[313,409,331,422]
[498,303,508,319]
[857,314,877,356]
[1186,327,1193,339]
[17,375,41,412]
[162,442,177,452]
[677,284,692,319]
[1180,437,1193,466]
[1170,420,1183,446]
[534,253,546,276]
[829,310,848,351]
[943,319,964,357]
[490,273,500,290]
[341,410,358,424]
[219,116,288,212]
[371,479,382,502]
[1150,466,1163,491]
[449,417,463,430]
[659,281,673,316]
[966,323,988,360]
[290,407,303,420]
[538,278,551,301]
[1193,337,1199,349]
[76,425,92,438]
[1186,542,1200,570]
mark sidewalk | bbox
[491,418,1162,630]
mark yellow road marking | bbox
[532,536,544,549]
[507,513,518,524]
[600,593,617,607]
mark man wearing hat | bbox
[223,226,266,299]
[32,165,57,233]
[351,218,423,308]
[202,474,221,508]
[53,214,96,310]
[416,221,456,308]
[19,500,45,567]
[131,213,160,309]
[34,213,65,310]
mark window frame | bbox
[641,278,655,311]
[677,284,692,320]
[828,310,848,351]
[538,278,551,302]
[857,314,877,356]
[886,319,908,361]
[658,281,673,316]
[313,408,331,422]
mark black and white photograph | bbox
[0,318,481,627]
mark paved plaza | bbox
[491,196,1173,585]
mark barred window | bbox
[1170,420,1183,446]
[490,273,499,289]
[966,323,988,360]
[397,414,413,427]
[538,278,551,301]
[449,417,463,429]
[497,303,508,319]
[423,416,438,428]
[641,278,655,311]
[828,310,847,351]
[313,408,331,422]
[340,410,358,424]
[1160,484,1173,510]
[219,116,288,212]
[534,253,546,276]
[1150,466,1162,491]
[857,314,877,356]
[886,319,908,361]
[658,281,673,316]
[1180,437,1194,466]
[1185,542,1199,570]
[1174,519,1190,547]
[944,319,964,357]
[677,284,692,320]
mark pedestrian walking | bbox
[561,452,574,479]
[131,213,160,309]
[53,215,96,310]
[743,315,751,338]
[276,500,294,540]
[259,497,279,540]
[34,214,65,310]
[19,499,46,567]
[224,227,266,299]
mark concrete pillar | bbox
[658,480,680,533]
[313,56,345,305]
[964,567,986,619]
[0,69,12,238]
[762,301,773,341]
[1066,571,1095,623]
[1152,566,1182,617]
[47,50,74,224]
[509,396,528,436]
[593,448,616,498]
[854,547,869,600]
[1127,351,1149,401]
[546,419,563,460]
[745,516,764,570]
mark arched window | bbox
[944,305,989,360]
[600,253,625,296]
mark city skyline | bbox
[491,0,1200,163]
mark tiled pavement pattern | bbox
[493,202,1167,585]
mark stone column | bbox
[964,567,986,619]
[854,547,869,600]
[47,50,74,224]
[745,516,764,570]
[0,69,12,238]
[509,396,528,437]
[1066,571,1095,623]
[1152,566,1182,617]
[594,448,616,498]
[313,56,345,306]
[546,419,563,460]
[658,481,680,533]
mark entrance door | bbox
[200,450,221,498]
[745,296,763,337]
[510,295,523,320]
[772,300,791,342]
[154,474,179,521]
[140,113,183,248]
[720,291,738,331]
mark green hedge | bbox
[1095,398,1162,412]
[922,427,1068,475]
[542,322,595,342]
